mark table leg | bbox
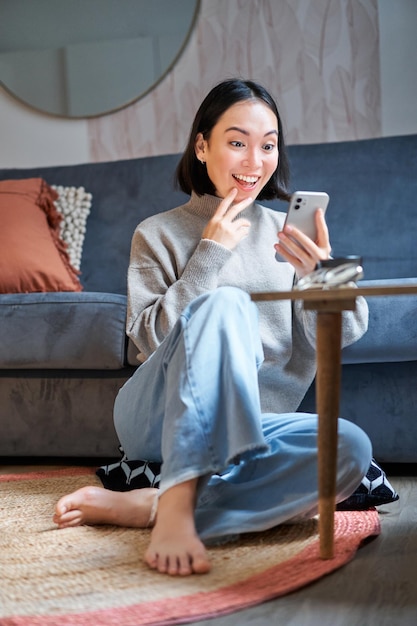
[316,310,342,559]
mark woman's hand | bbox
[202,188,253,250]
[274,208,331,278]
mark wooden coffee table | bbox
[252,283,417,558]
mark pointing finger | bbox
[214,188,238,218]
[214,189,254,219]
[222,196,254,222]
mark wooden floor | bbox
[1,462,416,626]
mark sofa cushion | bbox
[0,178,82,293]
[0,292,129,369]
[0,154,188,294]
[342,279,417,364]
[52,185,92,271]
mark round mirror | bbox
[0,0,200,118]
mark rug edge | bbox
[0,467,96,483]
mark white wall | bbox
[378,0,417,136]
[0,0,416,169]
[0,87,90,168]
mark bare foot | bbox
[144,480,211,576]
[53,486,158,529]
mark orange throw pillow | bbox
[0,178,82,293]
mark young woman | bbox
[54,79,372,577]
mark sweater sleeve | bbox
[293,292,369,349]
[126,228,232,360]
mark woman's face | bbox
[195,99,279,202]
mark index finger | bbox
[315,208,330,243]
[213,188,238,218]
[216,191,254,221]
[282,224,316,251]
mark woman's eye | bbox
[230,141,245,148]
[263,143,276,152]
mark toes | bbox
[53,509,82,528]
[167,552,209,576]
[53,492,88,528]
[145,547,209,576]
[159,554,190,576]
[55,489,88,517]
[144,548,159,571]
[54,498,70,517]
[176,554,193,576]
[192,553,211,574]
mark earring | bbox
[200,159,205,165]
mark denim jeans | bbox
[114,286,372,542]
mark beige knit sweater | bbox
[127,193,368,413]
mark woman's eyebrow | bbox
[224,126,278,137]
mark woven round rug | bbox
[0,468,380,626]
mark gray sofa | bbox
[1,134,416,462]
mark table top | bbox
[251,283,417,303]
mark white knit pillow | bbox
[52,186,92,271]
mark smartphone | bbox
[284,191,329,241]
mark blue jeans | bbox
[114,287,372,542]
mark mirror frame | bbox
[0,0,201,119]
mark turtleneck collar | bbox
[185,191,256,219]
[184,192,223,219]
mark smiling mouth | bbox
[232,174,260,187]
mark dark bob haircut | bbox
[176,78,291,201]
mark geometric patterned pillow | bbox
[96,449,161,492]
[337,458,399,510]
[97,453,399,511]
[52,185,92,271]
